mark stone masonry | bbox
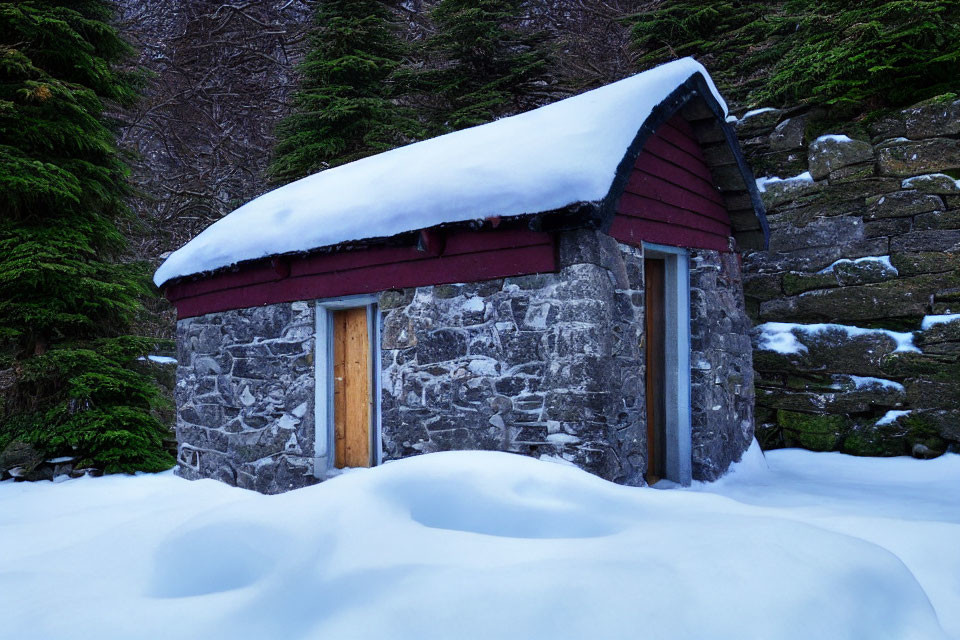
[175,302,316,494]
[689,248,756,481]
[737,96,960,458]
[379,230,649,485]
[380,230,756,485]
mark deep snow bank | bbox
[1,450,956,640]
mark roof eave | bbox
[598,72,770,251]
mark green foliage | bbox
[631,2,768,64]
[777,409,846,451]
[629,1,775,102]
[629,1,960,114]
[901,413,948,454]
[761,0,960,109]
[269,0,417,185]
[418,0,553,132]
[0,1,174,473]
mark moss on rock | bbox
[782,271,838,296]
[902,412,949,455]
[778,409,847,451]
[881,353,960,383]
[890,251,960,276]
[842,425,905,457]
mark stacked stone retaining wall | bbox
[736,97,960,457]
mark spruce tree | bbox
[0,1,174,472]
[269,0,416,185]
[422,0,552,132]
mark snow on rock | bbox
[461,296,485,313]
[756,322,920,354]
[922,313,960,330]
[138,355,178,365]
[154,58,726,287]
[807,134,874,180]
[2,451,956,639]
[902,173,960,192]
[817,255,898,276]
[755,171,814,193]
[740,107,777,121]
[846,375,906,392]
[814,134,855,144]
[755,322,808,354]
[466,358,499,377]
[876,409,912,425]
[545,432,581,445]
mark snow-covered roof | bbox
[155,58,729,287]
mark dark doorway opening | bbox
[644,258,667,484]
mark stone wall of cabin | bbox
[737,96,960,457]
[689,248,756,480]
[175,302,316,494]
[379,230,649,485]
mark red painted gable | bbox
[166,228,556,318]
[610,114,732,252]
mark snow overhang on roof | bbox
[154,57,768,288]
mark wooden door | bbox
[333,307,372,468]
[644,258,666,484]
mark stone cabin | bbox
[155,58,769,494]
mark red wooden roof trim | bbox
[172,242,557,319]
[617,196,731,234]
[167,228,557,318]
[417,229,446,256]
[609,216,730,252]
[655,120,706,161]
[617,194,731,237]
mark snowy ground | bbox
[1,447,958,640]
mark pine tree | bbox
[0,1,174,473]
[421,0,552,132]
[269,0,416,185]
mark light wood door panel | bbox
[333,307,371,468]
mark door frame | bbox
[642,243,692,485]
[314,294,381,477]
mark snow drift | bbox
[2,449,957,639]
